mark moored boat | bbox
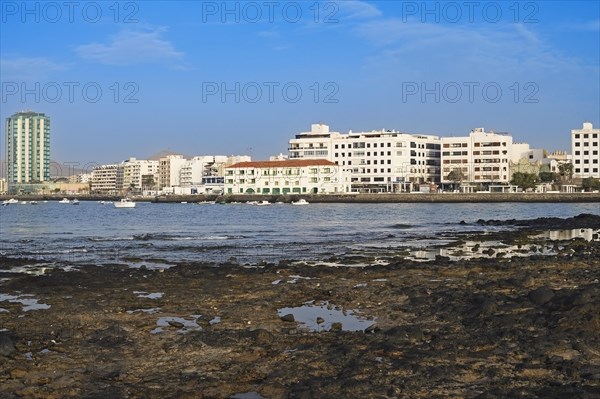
[114,198,136,208]
[291,199,309,206]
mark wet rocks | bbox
[280,313,295,322]
[528,286,555,305]
[0,331,16,356]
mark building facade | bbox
[225,159,349,195]
[158,155,187,189]
[571,122,600,179]
[5,111,50,187]
[289,124,441,192]
[121,158,159,192]
[91,164,120,194]
[441,128,513,185]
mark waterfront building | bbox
[571,122,600,179]
[121,158,159,192]
[509,143,546,178]
[225,159,349,195]
[0,178,7,194]
[91,164,120,194]
[158,155,187,190]
[289,124,441,192]
[441,128,513,185]
[5,111,50,188]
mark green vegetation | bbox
[510,172,539,190]
[582,177,600,192]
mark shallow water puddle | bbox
[278,301,375,332]
[151,315,202,334]
[134,291,163,299]
[534,228,600,241]
[0,293,50,311]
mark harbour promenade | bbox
[2,192,600,203]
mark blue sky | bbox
[1,0,599,166]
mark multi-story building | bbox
[225,159,349,195]
[158,155,187,189]
[5,111,50,187]
[441,128,513,185]
[571,122,600,179]
[91,164,120,194]
[289,124,441,192]
[179,156,229,187]
[121,158,159,192]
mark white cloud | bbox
[0,57,68,80]
[353,18,591,78]
[75,27,184,66]
[339,1,382,20]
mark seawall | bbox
[2,193,599,203]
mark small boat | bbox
[253,200,271,206]
[291,199,309,206]
[59,198,70,204]
[2,198,19,205]
[29,201,38,205]
[114,198,136,208]
[71,199,80,205]
[197,201,215,205]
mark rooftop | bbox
[228,159,337,168]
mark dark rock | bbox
[167,320,184,328]
[0,332,16,357]
[528,286,555,305]
[252,329,274,345]
[330,322,343,332]
[280,313,295,322]
[316,317,325,324]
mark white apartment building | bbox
[121,158,159,191]
[289,124,441,192]
[571,122,600,179]
[225,159,349,195]
[441,128,513,185]
[158,155,187,189]
[179,156,229,187]
[91,164,120,194]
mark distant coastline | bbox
[2,193,600,204]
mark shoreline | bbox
[1,215,599,398]
[2,192,600,203]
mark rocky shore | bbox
[1,215,599,398]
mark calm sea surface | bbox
[1,201,598,266]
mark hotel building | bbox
[158,155,187,190]
[440,128,513,185]
[121,158,159,192]
[571,122,600,179]
[225,159,349,195]
[5,111,50,187]
[91,164,120,194]
[289,124,441,192]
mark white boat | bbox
[71,199,80,205]
[114,198,136,208]
[253,200,271,206]
[29,201,38,205]
[2,198,19,205]
[59,198,70,204]
[291,199,309,206]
